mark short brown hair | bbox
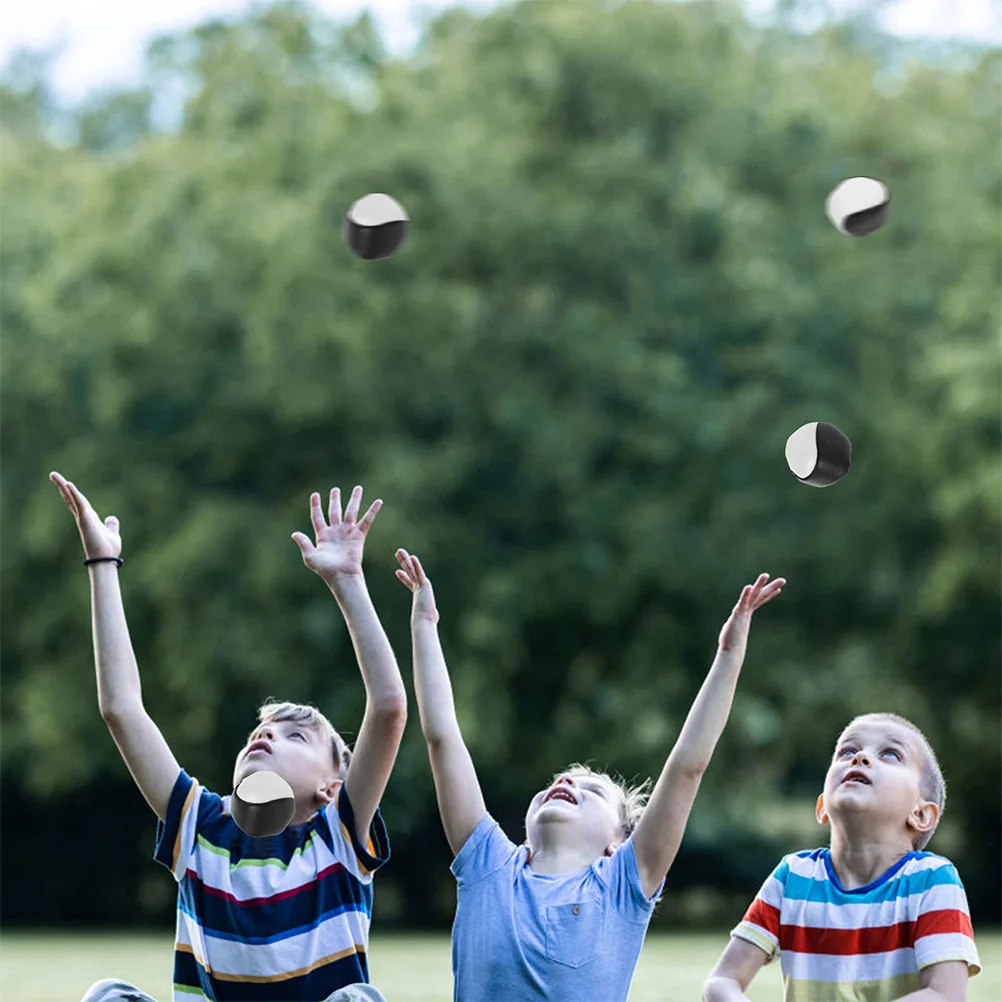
[254,699,352,779]
[844,712,946,851]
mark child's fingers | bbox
[357,499,383,534]
[752,578,786,608]
[311,491,329,532]
[343,485,363,523]
[741,573,770,604]
[394,569,414,589]
[66,481,89,518]
[291,531,314,554]
[416,559,433,590]
[51,474,72,508]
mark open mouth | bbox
[543,788,577,806]
[246,742,272,757]
[842,771,871,786]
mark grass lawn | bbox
[1,930,997,1001]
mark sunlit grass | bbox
[2,930,997,1001]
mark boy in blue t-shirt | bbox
[53,474,406,1002]
[394,547,785,1002]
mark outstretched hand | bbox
[718,573,785,656]
[291,486,382,582]
[395,549,439,624]
[49,471,122,560]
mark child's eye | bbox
[883,748,902,760]
[837,747,855,757]
[291,732,305,741]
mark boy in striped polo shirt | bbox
[703,712,981,1002]
[53,474,406,1002]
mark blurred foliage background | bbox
[1,0,999,932]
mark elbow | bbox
[423,725,459,749]
[700,977,726,1002]
[423,729,445,748]
[371,696,407,723]
[99,698,144,723]
[671,754,709,780]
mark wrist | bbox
[325,569,365,592]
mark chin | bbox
[238,759,274,783]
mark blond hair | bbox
[534,762,652,844]
[254,698,352,779]
[844,712,946,851]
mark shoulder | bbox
[905,850,958,870]
[451,814,521,885]
[593,838,665,911]
[751,848,832,903]
[320,784,391,877]
[899,852,966,887]
[775,847,827,880]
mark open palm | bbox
[291,486,382,581]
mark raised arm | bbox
[49,472,180,822]
[632,573,785,899]
[292,487,407,843]
[395,550,487,857]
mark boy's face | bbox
[524,773,624,858]
[817,718,937,844]
[233,719,340,823]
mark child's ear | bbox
[815,794,828,825]
[909,799,939,839]
[317,778,342,805]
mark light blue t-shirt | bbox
[450,813,665,1002]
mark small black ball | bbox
[231,770,296,838]
[343,193,409,260]
[785,421,852,487]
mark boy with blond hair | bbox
[394,546,784,1002]
[51,473,406,1002]
[703,712,982,1002]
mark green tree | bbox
[2,0,998,926]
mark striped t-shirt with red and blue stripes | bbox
[153,768,390,1001]
[731,847,981,1002]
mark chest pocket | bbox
[544,899,606,969]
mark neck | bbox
[527,842,606,875]
[828,826,913,889]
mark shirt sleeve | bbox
[593,836,665,919]
[450,813,520,887]
[153,769,204,882]
[912,860,981,977]
[730,856,788,963]
[323,783,391,881]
